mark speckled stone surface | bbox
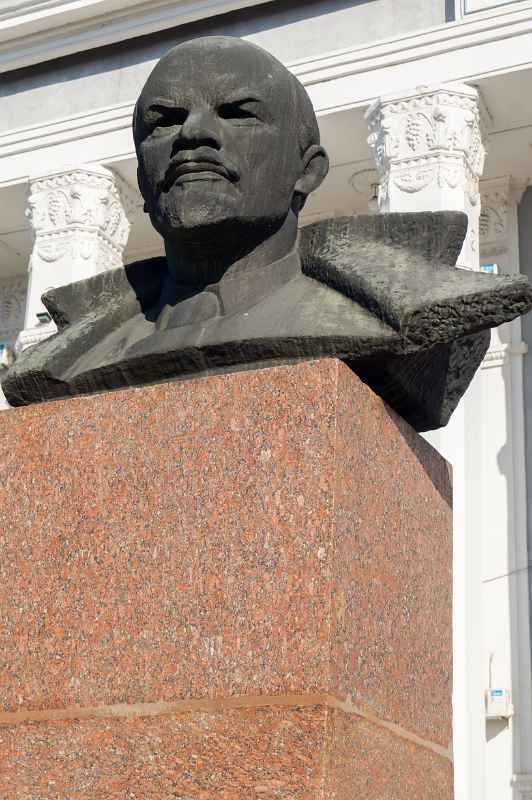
[324,708,453,800]
[331,363,452,746]
[0,357,452,793]
[0,706,452,799]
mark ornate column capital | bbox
[20,163,138,348]
[26,164,136,271]
[366,82,487,270]
[479,176,526,259]
[366,82,485,198]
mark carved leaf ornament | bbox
[393,170,434,193]
[26,167,134,267]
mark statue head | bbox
[133,36,329,257]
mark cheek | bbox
[139,140,171,185]
[226,127,275,167]
[233,129,301,187]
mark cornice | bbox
[0,1,68,23]
[0,0,273,73]
[290,4,532,91]
[0,0,531,77]
[0,102,134,166]
[1,4,532,187]
[1,2,531,173]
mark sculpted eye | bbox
[170,107,189,125]
[145,106,189,133]
[218,102,258,121]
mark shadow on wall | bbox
[381,402,452,508]
[486,717,509,743]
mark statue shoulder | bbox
[42,256,167,329]
[299,211,468,269]
[300,212,532,345]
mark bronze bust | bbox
[4,36,532,430]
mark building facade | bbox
[1,1,532,798]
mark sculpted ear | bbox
[293,145,329,212]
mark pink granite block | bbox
[324,708,453,800]
[0,358,452,750]
[330,363,452,746]
[0,706,452,799]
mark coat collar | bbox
[41,211,531,350]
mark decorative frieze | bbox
[366,83,486,270]
[479,177,526,260]
[480,183,508,253]
[26,164,135,271]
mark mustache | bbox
[159,149,240,193]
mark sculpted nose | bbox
[178,109,221,150]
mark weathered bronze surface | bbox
[4,36,532,430]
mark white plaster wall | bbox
[468,188,532,800]
[481,356,515,800]
[425,180,532,800]
[517,187,532,787]
[425,379,487,800]
[519,188,532,653]
[0,0,446,135]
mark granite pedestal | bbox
[0,358,453,798]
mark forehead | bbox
[139,41,292,107]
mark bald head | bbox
[134,36,320,156]
[133,36,329,244]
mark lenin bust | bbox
[4,36,532,430]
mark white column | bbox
[479,178,532,800]
[16,164,135,353]
[366,82,485,270]
[366,82,487,800]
